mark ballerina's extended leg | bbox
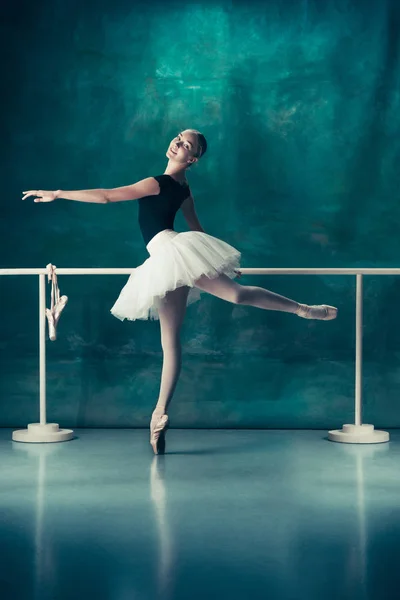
[150,285,190,455]
[194,273,337,320]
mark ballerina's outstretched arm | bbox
[22,177,161,204]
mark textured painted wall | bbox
[1,0,400,428]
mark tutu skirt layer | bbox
[110,229,241,321]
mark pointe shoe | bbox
[54,295,68,321]
[150,414,169,455]
[45,308,56,341]
[45,263,68,341]
[45,295,68,341]
[296,303,338,321]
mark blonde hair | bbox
[186,129,208,158]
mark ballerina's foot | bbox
[296,303,338,321]
[150,414,169,455]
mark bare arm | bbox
[22,177,160,204]
[181,194,206,232]
[105,177,160,203]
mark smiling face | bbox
[166,130,200,167]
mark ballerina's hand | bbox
[22,190,58,203]
[234,269,242,279]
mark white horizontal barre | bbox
[1,267,400,276]
[2,266,395,445]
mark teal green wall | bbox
[1,0,400,428]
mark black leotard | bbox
[138,174,191,246]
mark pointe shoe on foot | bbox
[150,414,169,455]
[296,303,338,321]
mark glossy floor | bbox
[1,428,399,600]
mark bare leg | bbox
[195,273,337,319]
[195,273,299,312]
[151,286,190,440]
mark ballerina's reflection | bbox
[150,456,174,599]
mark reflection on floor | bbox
[1,428,399,600]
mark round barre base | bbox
[328,424,389,444]
[12,423,74,443]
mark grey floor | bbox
[1,428,399,600]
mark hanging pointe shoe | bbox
[45,295,68,341]
[45,264,68,341]
[54,294,68,324]
[150,414,169,455]
[45,308,57,341]
[296,303,338,321]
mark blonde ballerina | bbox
[22,128,337,454]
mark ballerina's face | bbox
[166,130,199,166]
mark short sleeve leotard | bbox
[138,174,191,246]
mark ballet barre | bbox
[1,266,397,444]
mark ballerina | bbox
[22,128,337,454]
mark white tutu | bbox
[110,229,241,321]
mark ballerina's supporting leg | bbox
[194,273,337,320]
[150,285,190,454]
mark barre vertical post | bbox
[328,272,389,443]
[12,269,73,442]
[39,273,47,425]
[355,273,363,427]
